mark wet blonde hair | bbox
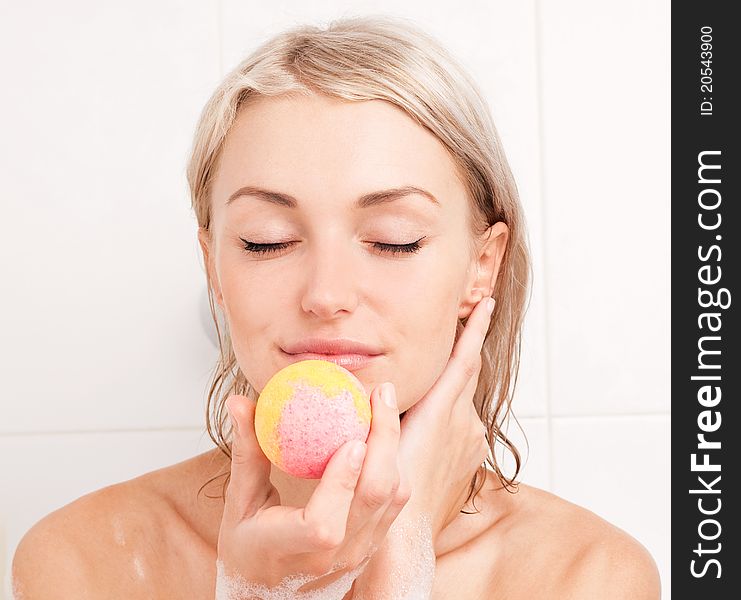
[187,15,532,509]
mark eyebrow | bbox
[225,185,440,209]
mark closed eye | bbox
[240,239,292,255]
[372,239,424,255]
[239,237,426,256]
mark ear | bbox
[458,221,509,319]
[197,227,224,309]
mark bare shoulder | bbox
[11,478,177,599]
[496,483,661,599]
[562,522,662,599]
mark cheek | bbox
[394,298,460,412]
[218,249,291,323]
[392,244,467,409]
[216,260,280,390]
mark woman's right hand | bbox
[215,383,411,598]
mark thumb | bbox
[224,394,274,521]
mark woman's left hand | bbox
[395,295,494,539]
[349,296,495,598]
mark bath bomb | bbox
[254,359,372,479]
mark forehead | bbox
[210,93,468,213]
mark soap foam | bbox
[215,554,372,600]
[214,515,435,599]
[353,514,436,600]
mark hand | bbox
[395,295,494,539]
[350,296,495,599]
[215,380,411,598]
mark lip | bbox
[282,351,379,371]
[281,337,383,356]
[280,338,384,372]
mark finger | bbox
[426,297,494,408]
[451,296,494,372]
[223,394,274,521]
[454,377,490,466]
[301,438,367,550]
[458,358,481,408]
[345,383,402,533]
[367,463,412,546]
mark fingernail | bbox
[349,442,366,470]
[486,297,496,314]
[383,383,397,409]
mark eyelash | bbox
[240,237,425,256]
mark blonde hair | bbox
[187,15,532,510]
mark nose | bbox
[300,240,360,319]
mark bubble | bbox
[215,555,371,600]
[353,514,436,600]
[215,514,437,600]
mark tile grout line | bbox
[549,412,671,420]
[515,412,671,420]
[532,0,555,492]
[0,413,671,438]
[0,426,207,438]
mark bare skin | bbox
[11,453,660,599]
[12,93,660,598]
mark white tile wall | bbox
[0,1,670,598]
[537,0,671,417]
[0,0,221,434]
[552,416,671,598]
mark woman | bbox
[11,15,660,599]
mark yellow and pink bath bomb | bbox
[254,359,372,479]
